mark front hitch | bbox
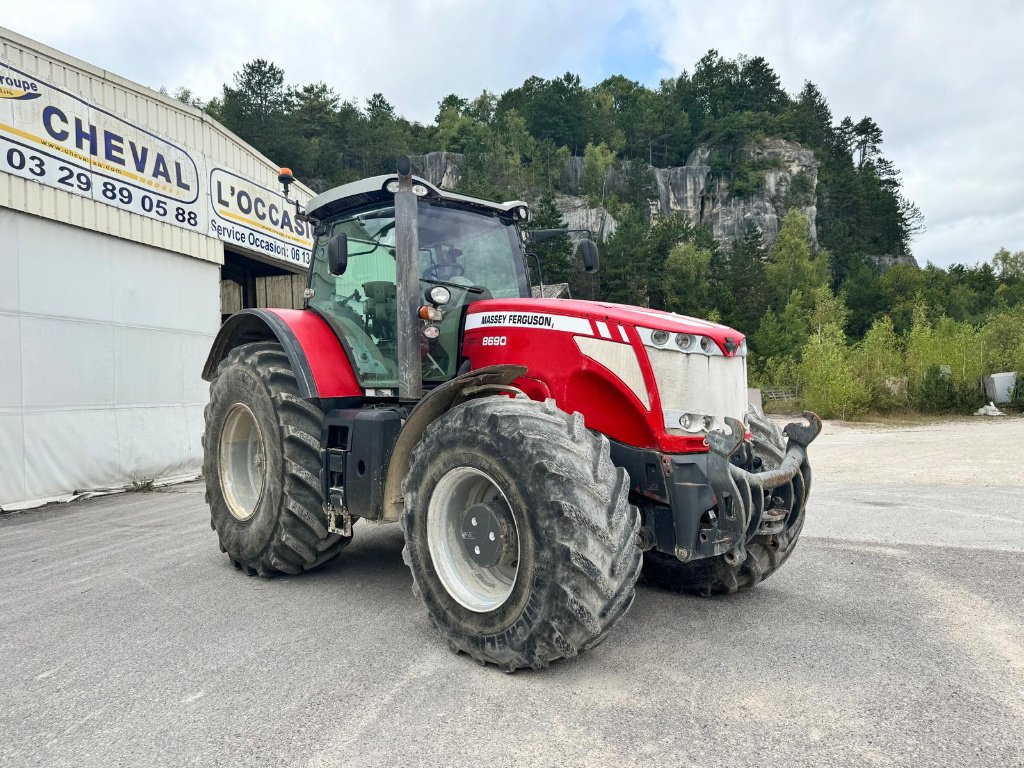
[696,412,822,563]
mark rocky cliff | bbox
[412,139,819,250]
[654,139,818,247]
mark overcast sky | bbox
[4,0,1021,267]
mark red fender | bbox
[202,308,361,399]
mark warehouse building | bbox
[0,28,314,509]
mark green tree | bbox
[663,242,714,316]
[765,209,829,310]
[526,194,572,287]
[851,315,907,409]
[717,223,767,333]
[582,142,615,202]
[211,59,289,159]
[799,324,869,418]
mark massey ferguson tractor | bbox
[201,157,820,671]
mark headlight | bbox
[427,285,451,305]
[675,333,692,351]
[385,180,399,193]
[412,184,429,197]
[422,324,440,339]
[651,330,670,346]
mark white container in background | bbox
[983,372,1018,404]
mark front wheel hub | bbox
[460,500,513,568]
[426,467,521,613]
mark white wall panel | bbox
[20,315,116,408]
[0,211,217,508]
[112,326,185,406]
[22,408,120,499]
[0,209,19,312]
[115,406,195,481]
[0,314,22,408]
[0,414,27,502]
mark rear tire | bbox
[401,396,642,671]
[203,342,350,576]
[640,404,804,596]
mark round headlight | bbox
[385,181,399,193]
[675,333,692,351]
[422,324,440,339]
[651,330,670,346]
[516,205,529,222]
[702,415,714,431]
[412,184,429,197]
[427,285,451,306]
[679,413,694,430]
[699,336,713,353]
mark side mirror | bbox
[328,233,348,276]
[580,239,600,274]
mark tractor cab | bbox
[303,175,532,390]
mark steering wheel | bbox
[423,262,465,281]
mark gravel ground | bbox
[1,417,1022,768]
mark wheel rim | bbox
[218,403,267,521]
[426,467,520,613]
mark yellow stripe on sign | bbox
[217,208,312,247]
[0,121,182,196]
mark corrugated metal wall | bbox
[0,26,313,266]
[0,28,316,507]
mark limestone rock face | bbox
[867,253,921,270]
[651,139,819,248]
[553,194,618,241]
[409,140,819,251]
[409,152,461,189]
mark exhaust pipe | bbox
[395,156,423,401]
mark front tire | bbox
[203,342,350,576]
[401,396,642,671]
[640,404,805,596]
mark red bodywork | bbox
[463,299,746,454]
[261,299,745,454]
[266,309,362,398]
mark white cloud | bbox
[4,0,1022,267]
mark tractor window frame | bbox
[305,199,531,390]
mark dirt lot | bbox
[1,416,1022,768]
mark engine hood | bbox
[466,298,745,355]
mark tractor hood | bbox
[465,298,746,356]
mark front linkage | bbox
[700,412,822,565]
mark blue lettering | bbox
[74,117,97,155]
[42,106,69,141]
[253,197,266,221]
[104,131,125,165]
[237,191,252,215]
[152,154,171,183]
[280,208,292,233]
[129,142,148,173]
[173,161,191,191]
[216,180,229,208]
[268,203,280,226]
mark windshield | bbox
[308,200,528,388]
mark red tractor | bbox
[202,158,820,671]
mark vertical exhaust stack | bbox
[395,156,423,401]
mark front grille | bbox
[646,348,748,433]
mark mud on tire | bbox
[203,342,350,576]
[401,396,643,671]
[640,403,804,596]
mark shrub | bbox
[911,365,984,413]
[799,324,869,419]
